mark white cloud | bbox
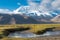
[51,0,60,10]
[27,0,40,6]
[14,0,41,13]
[0,0,59,15]
[0,0,60,15]
[40,0,60,12]
[17,2,21,5]
[13,0,60,15]
[0,9,13,14]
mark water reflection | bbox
[8,31,37,38]
[8,31,60,38]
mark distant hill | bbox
[51,15,60,23]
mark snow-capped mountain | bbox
[24,11,58,22]
[0,11,59,24]
[25,10,58,17]
[0,6,59,24]
[13,6,58,20]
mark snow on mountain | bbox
[26,11,58,22]
[0,6,58,23]
[13,6,58,18]
[25,10,58,17]
[0,6,58,22]
[0,7,59,24]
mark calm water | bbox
[8,31,60,38]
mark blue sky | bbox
[0,0,27,10]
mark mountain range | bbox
[0,11,59,24]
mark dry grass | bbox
[0,24,60,33]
